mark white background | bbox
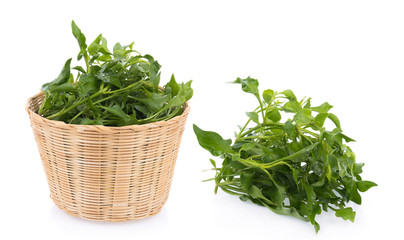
[1,0,403,239]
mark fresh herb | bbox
[38,21,193,126]
[193,77,376,232]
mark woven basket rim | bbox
[26,91,190,131]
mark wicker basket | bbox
[26,92,190,222]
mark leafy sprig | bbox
[193,77,376,232]
[38,21,193,126]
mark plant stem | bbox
[262,142,321,166]
[84,53,90,74]
[235,106,261,139]
[38,94,48,115]
[237,118,252,138]
[258,98,265,121]
[105,80,144,95]
[47,89,105,120]
[220,185,246,194]
[138,103,171,123]
[139,106,181,123]
[299,128,320,138]
[69,109,86,123]
[219,187,244,196]
[93,93,117,105]
[47,80,145,120]
[238,134,282,141]
[235,123,284,142]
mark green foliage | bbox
[193,125,233,156]
[193,77,376,233]
[38,21,193,126]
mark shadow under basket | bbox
[26,92,190,222]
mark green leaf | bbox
[266,205,308,222]
[136,93,169,113]
[249,185,274,205]
[323,128,342,146]
[100,36,111,55]
[312,177,325,187]
[328,155,339,179]
[292,168,299,185]
[289,100,302,112]
[273,142,320,163]
[233,77,260,98]
[89,54,99,65]
[72,66,86,73]
[113,42,122,54]
[51,82,77,92]
[340,133,355,142]
[96,74,121,88]
[71,20,87,54]
[344,181,362,205]
[338,160,348,178]
[126,55,144,66]
[266,107,281,122]
[313,113,328,128]
[88,34,102,56]
[282,102,294,113]
[283,100,302,113]
[303,183,316,206]
[289,140,302,152]
[293,109,314,125]
[246,112,259,124]
[239,195,249,202]
[354,163,364,176]
[311,102,333,113]
[303,98,311,109]
[281,90,296,100]
[122,42,135,50]
[97,55,112,61]
[193,124,233,156]
[262,89,274,103]
[327,113,341,129]
[357,180,377,192]
[144,54,161,88]
[303,202,322,233]
[313,221,320,234]
[68,74,74,83]
[112,45,133,59]
[41,58,72,92]
[240,143,255,152]
[88,34,110,56]
[209,159,216,168]
[100,105,131,122]
[335,207,356,222]
[78,74,100,96]
[134,104,149,115]
[165,74,180,97]
[166,80,193,108]
[285,120,298,139]
[240,172,254,190]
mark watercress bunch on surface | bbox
[194,77,376,232]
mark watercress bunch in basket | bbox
[38,21,192,126]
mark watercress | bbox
[193,77,376,232]
[38,21,193,126]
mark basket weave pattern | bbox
[27,92,189,222]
